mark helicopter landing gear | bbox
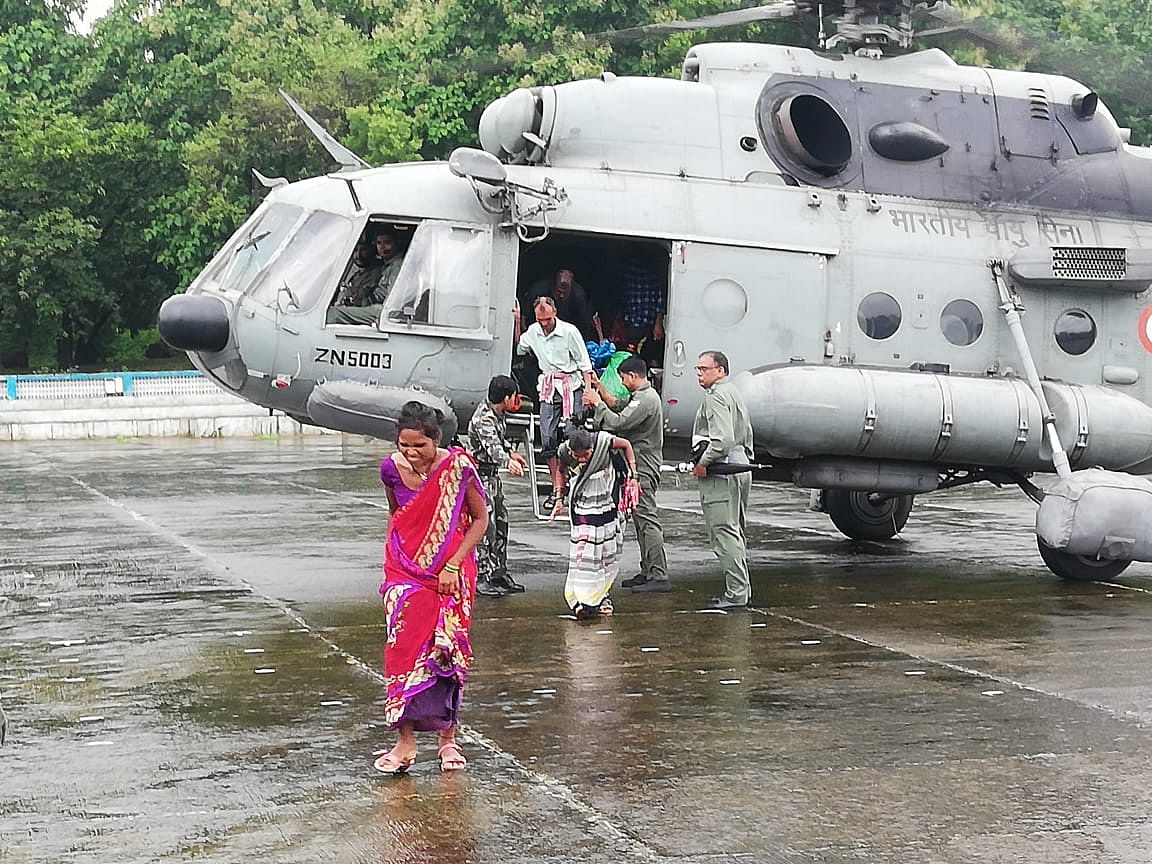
[824,489,913,541]
[1036,538,1132,582]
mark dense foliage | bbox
[1,0,1150,369]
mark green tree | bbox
[960,0,1152,143]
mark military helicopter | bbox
[158,0,1152,581]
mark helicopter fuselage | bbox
[163,43,1152,480]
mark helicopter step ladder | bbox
[504,413,556,521]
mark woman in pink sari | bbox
[374,401,488,774]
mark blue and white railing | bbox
[1,371,220,401]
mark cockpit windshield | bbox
[247,210,353,312]
[195,204,303,297]
[192,203,354,314]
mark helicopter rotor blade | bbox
[912,3,1022,53]
[593,1,799,43]
[277,89,370,171]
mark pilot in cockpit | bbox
[333,237,382,307]
[327,229,406,325]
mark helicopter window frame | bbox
[939,298,984,347]
[857,291,902,341]
[377,220,494,337]
[1053,308,1097,357]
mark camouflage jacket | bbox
[467,400,512,470]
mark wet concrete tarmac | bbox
[3,437,1152,863]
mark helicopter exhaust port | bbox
[772,93,852,176]
[157,295,230,353]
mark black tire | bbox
[1037,538,1132,582]
[825,490,913,541]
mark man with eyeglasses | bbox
[692,351,755,609]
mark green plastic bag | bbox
[598,351,632,402]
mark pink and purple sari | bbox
[379,447,484,731]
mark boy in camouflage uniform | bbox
[467,375,529,596]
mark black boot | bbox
[476,578,510,597]
[492,569,526,593]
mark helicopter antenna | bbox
[252,168,288,190]
[277,89,370,172]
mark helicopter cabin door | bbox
[662,241,829,435]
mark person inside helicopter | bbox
[526,266,603,343]
[326,228,407,325]
[617,242,666,368]
[330,236,382,306]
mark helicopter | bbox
[158,0,1152,582]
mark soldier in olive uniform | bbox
[584,354,670,593]
[327,230,406,325]
[692,351,755,609]
[368,230,405,305]
[467,375,530,596]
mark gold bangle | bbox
[443,563,460,573]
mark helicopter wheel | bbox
[1036,538,1132,582]
[825,489,913,541]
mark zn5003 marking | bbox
[314,348,392,369]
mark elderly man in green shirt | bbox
[584,354,670,593]
[692,350,755,609]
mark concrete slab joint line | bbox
[50,452,661,863]
[9,439,1152,862]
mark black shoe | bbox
[492,570,526,593]
[573,603,598,620]
[632,578,671,594]
[620,573,647,588]
[709,595,748,610]
[476,578,510,597]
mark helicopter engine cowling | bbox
[734,366,1152,474]
[478,77,722,175]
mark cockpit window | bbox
[196,204,303,297]
[248,210,354,312]
[382,222,490,331]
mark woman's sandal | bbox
[437,742,468,772]
[373,750,416,775]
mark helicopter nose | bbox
[157,294,230,353]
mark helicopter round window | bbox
[1054,309,1097,356]
[702,278,748,328]
[940,299,983,346]
[857,292,901,340]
